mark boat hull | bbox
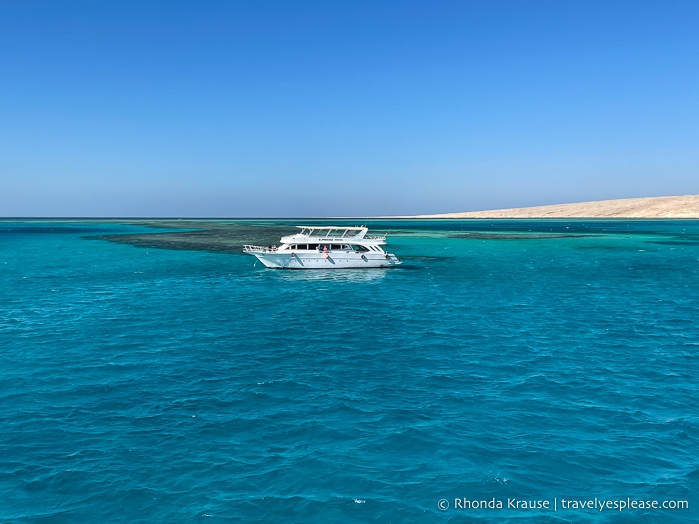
[248,252,402,269]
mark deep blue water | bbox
[1,219,698,523]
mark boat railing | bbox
[243,245,277,253]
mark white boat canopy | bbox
[295,226,368,238]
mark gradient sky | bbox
[1,1,698,217]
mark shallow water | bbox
[1,219,698,523]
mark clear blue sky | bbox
[1,0,698,217]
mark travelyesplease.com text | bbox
[437,497,688,512]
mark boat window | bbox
[290,244,296,249]
[331,244,342,250]
[308,244,318,250]
[355,245,369,252]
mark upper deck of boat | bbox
[280,226,387,244]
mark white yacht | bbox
[243,226,402,269]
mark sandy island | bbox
[82,195,698,254]
[411,195,699,219]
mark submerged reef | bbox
[89,221,292,254]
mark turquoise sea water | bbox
[1,219,698,523]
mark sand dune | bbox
[415,195,699,219]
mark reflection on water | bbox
[268,268,388,283]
